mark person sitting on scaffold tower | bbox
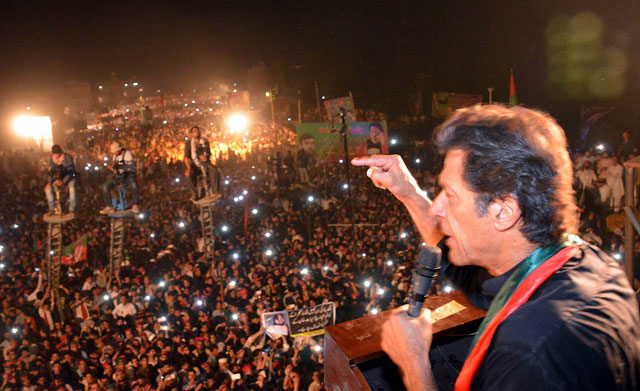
[184,126,221,201]
[100,142,140,214]
[44,144,77,216]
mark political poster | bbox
[324,96,357,124]
[287,302,336,337]
[431,92,482,119]
[295,121,388,161]
[228,90,251,112]
[261,311,291,340]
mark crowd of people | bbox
[0,92,431,391]
[0,93,638,391]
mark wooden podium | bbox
[324,291,486,391]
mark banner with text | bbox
[295,121,388,161]
[431,92,482,119]
[288,302,336,337]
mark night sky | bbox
[1,1,639,139]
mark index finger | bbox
[351,155,395,170]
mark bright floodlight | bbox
[252,208,258,215]
[232,313,239,320]
[159,281,166,287]
[301,268,309,275]
[364,280,371,288]
[13,115,53,149]
[307,195,315,202]
[314,345,322,352]
[378,288,385,296]
[196,299,203,306]
[103,294,110,300]
[387,260,393,266]
[443,285,453,293]
[230,280,236,287]
[596,144,605,150]
[323,265,329,271]
[145,295,151,301]
[178,221,185,228]
[264,232,272,238]
[390,138,397,145]
[232,252,239,259]
[265,249,273,257]
[371,308,379,315]
[227,113,249,133]
[221,225,229,232]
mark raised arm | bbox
[351,155,442,245]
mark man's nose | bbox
[431,191,446,217]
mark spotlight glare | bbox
[227,113,249,133]
[221,225,229,232]
[371,308,379,315]
[364,280,371,288]
[443,285,453,294]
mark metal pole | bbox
[270,91,277,148]
[624,166,635,283]
[488,88,494,104]
[315,80,322,122]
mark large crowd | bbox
[0,93,638,391]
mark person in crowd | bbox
[602,156,625,212]
[184,126,221,200]
[353,104,640,391]
[45,144,77,215]
[618,131,637,158]
[100,142,140,214]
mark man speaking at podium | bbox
[352,105,640,391]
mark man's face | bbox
[431,149,495,267]
[300,137,315,154]
[190,128,200,138]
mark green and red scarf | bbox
[455,237,581,390]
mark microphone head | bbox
[415,245,441,276]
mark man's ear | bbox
[487,195,522,232]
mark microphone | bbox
[407,245,442,317]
